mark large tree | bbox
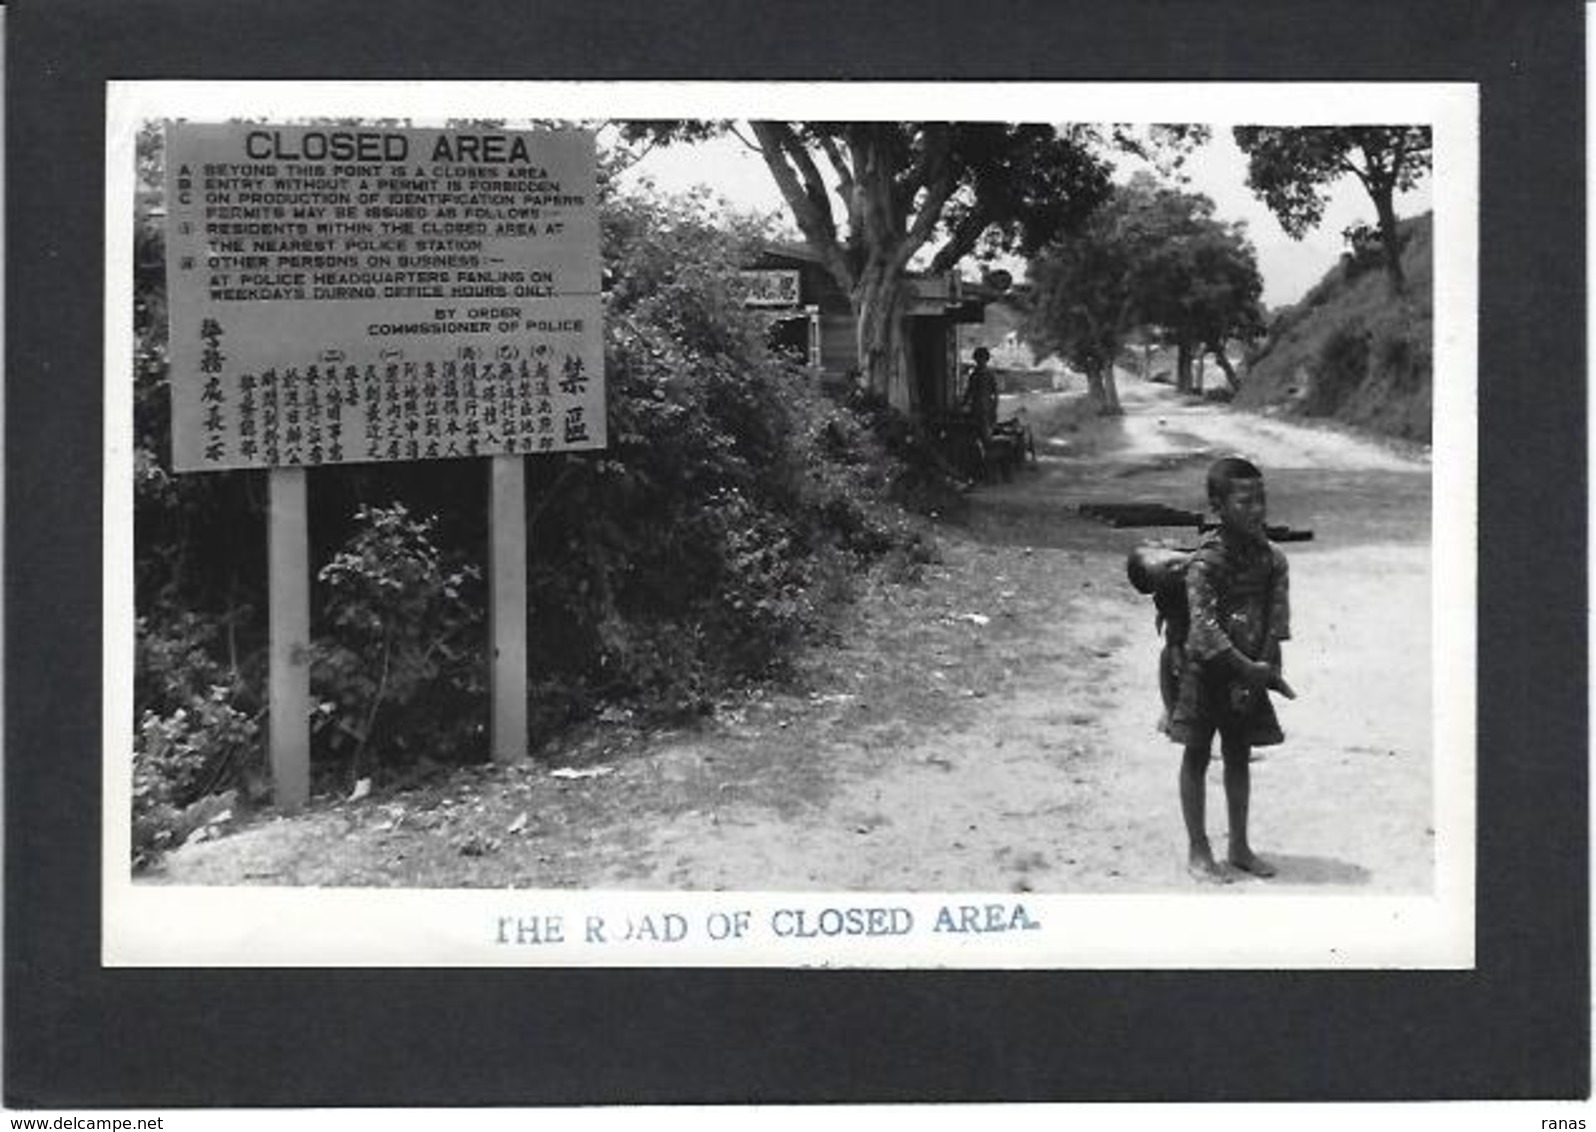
[1134,191,1265,392]
[1180,231,1266,392]
[1232,126,1432,294]
[621,122,1146,412]
[1023,176,1263,411]
[1021,202,1135,415]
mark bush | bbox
[1305,320,1370,417]
[1339,221,1388,280]
[133,690,259,868]
[313,504,486,782]
[838,386,969,520]
[132,611,262,868]
[1374,320,1430,395]
[1236,213,1432,441]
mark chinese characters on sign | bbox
[164,125,604,472]
[739,268,801,307]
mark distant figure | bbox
[964,346,998,441]
[1167,456,1295,884]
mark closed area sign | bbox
[163,123,604,472]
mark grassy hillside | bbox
[1238,213,1433,442]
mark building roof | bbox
[748,240,823,267]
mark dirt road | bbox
[157,376,1434,894]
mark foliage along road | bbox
[153,375,1436,894]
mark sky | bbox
[621,127,1432,310]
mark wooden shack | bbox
[741,243,988,415]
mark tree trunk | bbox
[1175,342,1194,394]
[1195,352,1206,393]
[1373,188,1407,295]
[854,267,912,412]
[1101,364,1123,415]
[1142,342,1153,380]
[1086,362,1123,416]
[1210,343,1241,392]
[1084,364,1105,409]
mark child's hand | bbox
[1262,640,1293,698]
[1239,658,1275,690]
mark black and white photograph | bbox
[6,0,1587,1117]
[103,81,1476,969]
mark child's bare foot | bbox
[1187,849,1233,884]
[1228,848,1277,877]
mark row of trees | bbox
[620,122,1212,412]
[1022,174,1264,414]
[1016,126,1432,414]
[619,123,1431,416]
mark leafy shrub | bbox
[133,689,259,868]
[1236,213,1432,440]
[837,387,969,520]
[1339,221,1387,280]
[132,610,262,868]
[1305,320,1370,417]
[1373,320,1431,395]
[313,504,486,781]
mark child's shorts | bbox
[1165,655,1284,748]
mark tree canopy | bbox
[1233,126,1431,293]
[1134,187,1264,390]
[1023,175,1263,410]
[618,121,1207,412]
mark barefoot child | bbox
[1169,457,1294,882]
